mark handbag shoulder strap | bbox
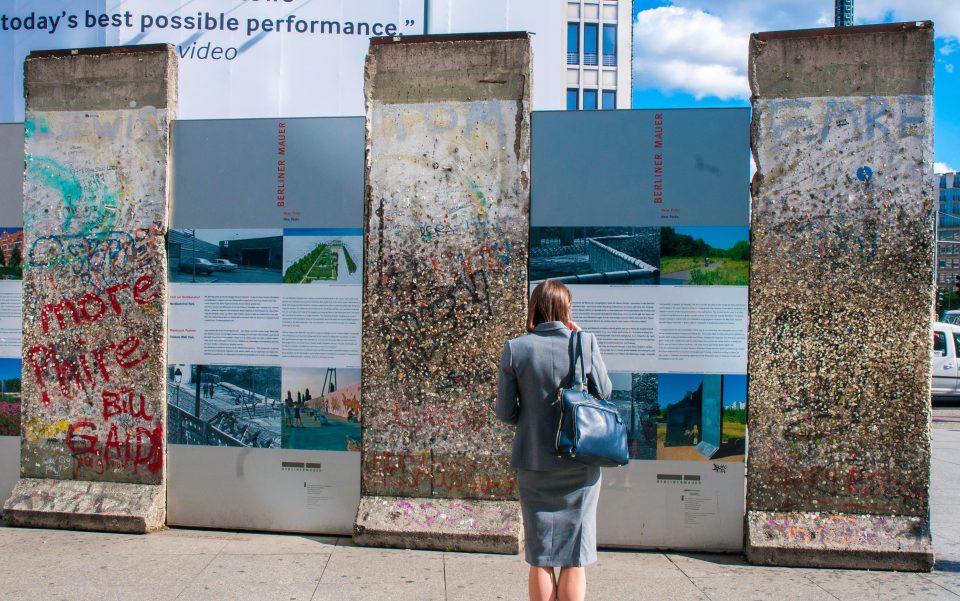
[569,331,588,390]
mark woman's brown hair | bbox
[526,280,572,332]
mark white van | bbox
[932,322,960,398]
[942,310,960,325]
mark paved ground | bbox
[0,417,957,600]
[661,260,723,283]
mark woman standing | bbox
[496,280,612,601]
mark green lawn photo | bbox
[660,226,750,286]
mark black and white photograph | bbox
[529,226,660,285]
[167,363,282,448]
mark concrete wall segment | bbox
[357,34,530,552]
[746,24,934,570]
[5,45,176,532]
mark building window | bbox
[583,89,598,110]
[567,89,579,110]
[602,24,617,66]
[567,23,579,64]
[584,23,598,66]
[602,90,616,109]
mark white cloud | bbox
[657,1,959,41]
[948,64,956,73]
[634,2,958,101]
[936,162,956,174]
[633,7,750,100]
[855,0,960,41]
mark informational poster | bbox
[165,118,364,534]
[0,125,23,506]
[531,109,751,551]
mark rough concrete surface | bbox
[354,495,523,554]
[3,477,164,533]
[746,23,935,570]
[4,45,177,533]
[358,34,531,553]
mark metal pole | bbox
[195,365,204,418]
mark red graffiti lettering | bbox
[102,388,154,421]
[133,274,159,304]
[66,419,164,480]
[37,276,157,334]
[26,336,149,403]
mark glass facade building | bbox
[565,1,632,110]
[938,172,960,294]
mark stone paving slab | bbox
[176,553,328,601]
[0,524,959,600]
[444,551,528,600]
[98,528,230,556]
[319,544,446,587]
[922,571,960,598]
[692,574,840,601]
[591,575,711,600]
[666,552,803,578]
[218,532,340,555]
[807,569,957,600]
[588,549,683,579]
[0,548,214,601]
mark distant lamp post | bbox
[173,367,183,409]
[835,0,854,27]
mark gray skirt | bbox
[517,464,601,567]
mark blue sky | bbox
[0,358,20,381]
[657,373,747,409]
[632,1,960,173]
[673,226,748,250]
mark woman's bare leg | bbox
[528,566,557,601]
[557,566,585,601]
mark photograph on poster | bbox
[168,229,283,284]
[659,226,749,286]
[167,363,282,448]
[609,372,658,460]
[0,228,22,281]
[656,373,746,462]
[282,229,363,285]
[0,358,21,436]
[280,367,361,452]
[529,227,659,285]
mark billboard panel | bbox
[0,1,425,121]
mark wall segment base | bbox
[2,478,165,534]
[353,496,522,554]
[745,510,933,571]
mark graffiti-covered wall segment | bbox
[354,34,532,553]
[746,24,934,570]
[3,45,177,533]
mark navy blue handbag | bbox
[554,332,629,467]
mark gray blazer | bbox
[496,321,613,470]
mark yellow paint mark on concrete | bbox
[24,417,71,441]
